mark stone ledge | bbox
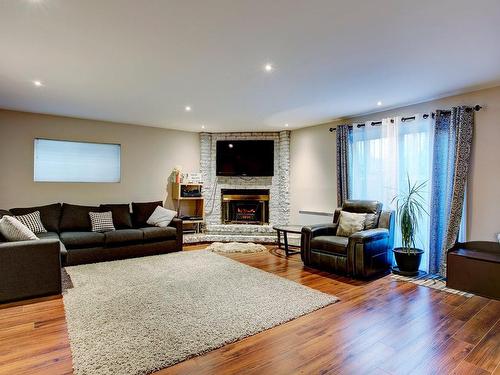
[184,233,278,244]
[205,224,276,234]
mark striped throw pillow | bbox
[14,211,47,234]
[89,211,115,232]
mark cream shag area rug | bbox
[63,250,338,375]
[206,241,267,253]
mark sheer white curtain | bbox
[350,115,432,271]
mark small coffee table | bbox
[272,225,303,256]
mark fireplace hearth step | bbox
[184,233,278,244]
[204,224,276,235]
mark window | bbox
[350,116,432,271]
[34,139,121,183]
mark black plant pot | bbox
[393,248,424,276]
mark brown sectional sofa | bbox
[0,202,182,303]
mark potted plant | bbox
[391,176,428,276]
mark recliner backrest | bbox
[342,200,382,215]
[333,200,382,224]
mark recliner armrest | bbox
[301,223,338,238]
[350,228,389,243]
[349,229,391,278]
[301,223,338,265]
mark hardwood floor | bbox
[1,245,499,375]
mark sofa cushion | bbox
[65,247,106,266]
[60,204,101,232]
[310,235,349,256]
[10,203,62,232]
[141,226,177,242]
[132,201,163,228]
[100,204,133,229]
[104,229,143,246]
[37,232,60,241]
[60,231,105,249]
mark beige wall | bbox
[290,85,500,241]
[290,119,342,225]
[0,110,200,210]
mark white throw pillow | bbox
[0,216,39,241]
[147,206,177,228]
[336,211,367,237]
[14,211,47,234]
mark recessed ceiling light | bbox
[377,101,382,106]
[185,105,191,112]
[264,63,274,72]
[33,80,43,87]
[201,125,205,129]
[284,123,289,127]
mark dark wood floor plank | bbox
[465,320,500,372]
[454,300,500,345]
[451,360,492,375]
[449,296,491,322]
[0,244,499,375]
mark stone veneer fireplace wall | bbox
[200,131,290,228]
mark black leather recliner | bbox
[301,200,395,279]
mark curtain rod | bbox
[329,105,482,132]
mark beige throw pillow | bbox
[336,211,366,237]
[364,213,378,230]
[0,215,39,242]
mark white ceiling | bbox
[1,0,500,132]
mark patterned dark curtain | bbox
[336,125,351,207]
[429,106,474,276]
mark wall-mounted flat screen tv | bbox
[216,140,274,176]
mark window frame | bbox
[33,138,122,183]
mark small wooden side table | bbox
[272,225,303,256]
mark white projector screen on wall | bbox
[34,139,121,183]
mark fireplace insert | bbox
[221,189,269,225]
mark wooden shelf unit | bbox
[172,183,205,232]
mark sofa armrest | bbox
[0,239,62,303]
[169,218,183,251]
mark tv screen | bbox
[216,140,274,176]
